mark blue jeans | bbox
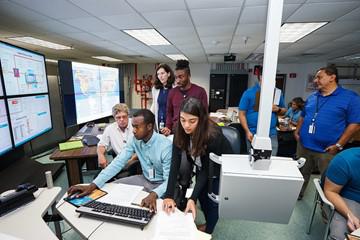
[246,134,279,156]
[198,178,219,234]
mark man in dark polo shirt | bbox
[294,65,360,199]
[162,60,208,135]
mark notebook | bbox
[59,140,83,151]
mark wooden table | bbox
[50,146,98,186]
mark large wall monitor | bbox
[59,60,120,126]
[0,41,48,96]
[0,99,13,155]
[8,95,52,147]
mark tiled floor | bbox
[39,154,325,240]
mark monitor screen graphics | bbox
[0,41,48,96]
[72,62,119,124]
[0,99,13,155]
[8,95,52,147]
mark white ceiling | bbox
[0,0,359,64]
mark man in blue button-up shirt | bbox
[68,109,172,211]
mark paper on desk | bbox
[99,183,143,206]
[151,210,197,240]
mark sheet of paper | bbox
[99,183,143,206]
[96,134,102,140]
[131,190,149,206]
[151,210,197,240]
[273,88,281,105]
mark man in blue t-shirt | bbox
[238,67,286,155]
[294,66,360,199]
[324,147,360,240]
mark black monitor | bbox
[0,99,13,156]
[7,95,52,147]
[59,60,120,127]
[0,41,48,96]
[0,41,52,149]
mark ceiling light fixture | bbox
[92,56,123,62]
[280,22,328,43]
[8,37,72,50]
[166,54,188,61]
[123,29,171,46]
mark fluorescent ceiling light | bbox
[123,29,171,46]
[45,59,58,63]
[166,54,188,61]
[280,22,328,43]
[92,56,123,62]
[9,37,72,50]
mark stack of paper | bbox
[59,140,83,151]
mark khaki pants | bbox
[297,143,334,197]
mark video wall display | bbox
[0,41,52,155]
[59,60,120,126]
[0,99,13,155]
[8,95,52,147]
[0,41,48,96]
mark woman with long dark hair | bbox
[150,63,175,132]
[163,97,233,234]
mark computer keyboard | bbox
[76,201,154,228]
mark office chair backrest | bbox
[307,178,335,240]
[221,126,241,154]
[228,123,247,154]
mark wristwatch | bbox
[335,143,343,151]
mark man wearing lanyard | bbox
[69,109,173,211]
[294,66,360,200]
[97,103,134,169]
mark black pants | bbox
[198,178,219,234]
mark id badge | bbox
[308,123,315,134]
[148,168,155,179]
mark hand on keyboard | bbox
[140,192,158,212]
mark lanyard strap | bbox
[313,95,330,122]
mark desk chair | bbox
[208,126,241,203]
[307,178,335,240]
[228,123,247,154]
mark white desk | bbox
[0,187,62,240]
[56,183,211,240]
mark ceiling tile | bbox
[143,10,193,28]
[191,8,241,26]
[235,24,266,38]
[11,0,91,19]
[244,0,267,6]
[61,17,116,32]
[91,31,131,41]
[62,32,104,42]
[286,2,360,22]
[100,14,151,30]
[239,6,267,24]
[0,1,50,22]
[334,32,360,42]
[186,0,244,9]
[69,0,134,16]
[197,25,235,38]
[337,7,360,22]
[126,0,186,12]
[29,20,82,34]
[282,4,301,21]
[315,21,360,34]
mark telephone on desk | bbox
[0,183,38,216]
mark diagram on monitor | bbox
[0,100,13,155]
[72,62,119,124]
[0,43,48,95]
[8,95,52,146]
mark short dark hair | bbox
[174,97,216,157]
[318,65,338,83]
[175,59,191,76]
[132,109,155,126]
[154,63,175,89]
